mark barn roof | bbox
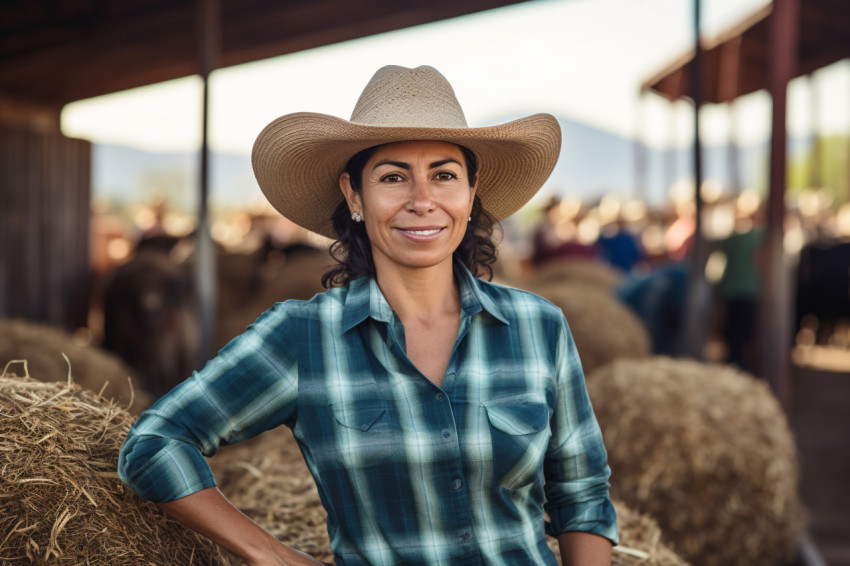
[0,0,530,106]
[642,0,850,103]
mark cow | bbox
[102,247,199,398]
[795,241,850,345]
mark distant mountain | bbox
[92,116,784,212]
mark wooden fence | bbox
[0,123,91,331]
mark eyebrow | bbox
[372,158,463,171]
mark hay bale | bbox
[0,373,228,565]
[586,357,804,566]
[546,499,689,565]
[532,284,650,375]
[211,427,334,564]
[0,318,153,413]
[215,248,330,349]
[531,258,623,292]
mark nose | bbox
[407,177,435,214]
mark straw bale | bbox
[531,258,623,292]
[546,499,689,565]
[211,427,334,564]
[0,373,227,565]
[532,284,650,375]
[0,318,153,413]
[586,357,804,566]
[216,248,330,349]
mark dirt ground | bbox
[790,364,850,565]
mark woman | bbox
[118,65,618,565]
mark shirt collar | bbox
[341,263,509,334]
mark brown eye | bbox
[435,171,458,181]
[381,173,404,183]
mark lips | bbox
[401,228,442,236]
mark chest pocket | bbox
[330,400,397,468]
[483,395,551,490]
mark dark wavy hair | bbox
[321,143,499,288]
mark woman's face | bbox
[340,140,477,277]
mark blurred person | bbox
[118,65,617,566]
[717,210,765,371]
[531,196,598,266]
[665,210,695,262]
[617,260,689,356]
[596,218,645,273]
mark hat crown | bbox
[349,65,469,129]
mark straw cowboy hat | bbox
[252,65,561,239]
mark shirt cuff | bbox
[545,497,619,546]
[118,433,217,502]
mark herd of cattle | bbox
[96,232,850,399]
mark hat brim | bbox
[252,112,561,239]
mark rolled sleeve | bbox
[118,433,217,502]
[118,302,299,502]
[543,319,618,545]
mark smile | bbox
[401,228,442,236]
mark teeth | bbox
[404,229,440,236]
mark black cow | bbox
[796,241,850,344]
[102,248,199,398]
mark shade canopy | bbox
[642,0,850,103]
[0,0,529,107]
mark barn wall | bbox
[0,118,92,331]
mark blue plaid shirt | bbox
[118,264,618,565]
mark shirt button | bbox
[460,532,471,540]
[435,392,445,401]
[442,431,452,439]
[452,478,463,490]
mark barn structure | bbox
[641,0,850,409]
[642,2,849,561]
[0,0,531,355]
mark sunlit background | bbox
[61,0,849,212]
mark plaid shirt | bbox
[119,264,618,565]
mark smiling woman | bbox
[118,65,618,566]
[341,141,477,276]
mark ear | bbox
[339,172,362,215]
[469,173,478,211]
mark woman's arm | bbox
[156,486,322,566]
[557,531,612,566]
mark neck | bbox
[374,260,460,322]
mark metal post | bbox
[633,91,648,202]
[195,0,220,365]
[683,0,709,358]
[759,0,799,411]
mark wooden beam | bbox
[759,0,799,411]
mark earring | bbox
[351,212,362,222]
[468,216,472,222]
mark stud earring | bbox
[351,212,362,222]
[468,216,472,222]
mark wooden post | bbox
[195,0,220,365]
[759,0,799,411]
